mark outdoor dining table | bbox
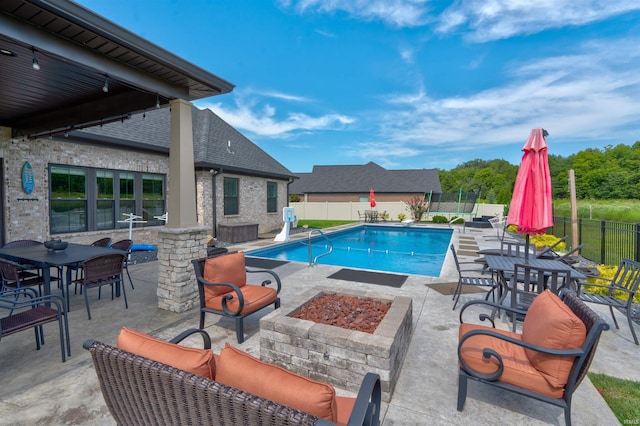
[484,254,586,305]
[0,242,124,305]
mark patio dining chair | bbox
[577,258,640,345]
[71,237,113,294]
[450,245,499,310]
[2,240,47,281]
[111,239,134,290]
[0,258,45,296]
[68,253,127,320]
[0,287,71,362]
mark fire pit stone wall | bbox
[260,287,413,402]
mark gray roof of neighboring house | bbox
[69,106,296,180]
[289,162,441,194]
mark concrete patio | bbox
[0,225,636,425]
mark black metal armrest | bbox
[346,372,382,426]
[169,328,212,349]
[459,299,527,327]
[246,268,282,294]
[195,276,245,315]
[0,292,65,312]
[458,328,585,382]
[0,287,39,299]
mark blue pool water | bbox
[247,225,453,276]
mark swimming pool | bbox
[247,225,453,276]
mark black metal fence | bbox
[550,216,640,265]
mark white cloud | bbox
[199,92,354,137]
[368,37,640,160]
[437,0,640,42]
[279,0,433,27]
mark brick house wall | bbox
[1,129,288,244]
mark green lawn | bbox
[588,372,640,423]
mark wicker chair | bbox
[457,289,609,426]
[69,253,126,319]
[1,287,71,362]
[0,258,45,295]
[83,329,381,426]
[111,239,134,290]
[192,251,281,343]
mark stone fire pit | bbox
[260,287,413,402]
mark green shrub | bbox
[397,213,406,221]
[432,215,449,224]
[530,234,566,252]
[584,263,640,303]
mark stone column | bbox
[157,226,207,312]
[157,99,206,312]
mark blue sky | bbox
[76,0,639,172]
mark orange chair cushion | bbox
[203,252,247,298]
[204,285,277,315]
[522,290,587,388]
[215,343,339,422]
[458,324,565,398]
[116,327,216,379]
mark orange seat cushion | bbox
[203,252,246,298]
[215,343,338,422]
[522,290,586,388]
[116,327,216,379]
[458,323,565,398]
[335,396,357,426]
[205,284,277,315]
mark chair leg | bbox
[125,263,134,290]
[452,282,463,310]
[626,307,639,345]
[457,372,468,411]
[608,305,620,329]
[84,286,92,320]
[199,312,205,329]
[235,317,245,344]
[121,275,128,309]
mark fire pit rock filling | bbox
[260,287,413,402]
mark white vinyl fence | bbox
[290,201,504,222]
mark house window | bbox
[118,172,135,229]
[49,165,165,234]
[224,177,239,215]
[50,166,88,233]
[142,174,165,224]
[96,170,114,230]
[267,181,277,213]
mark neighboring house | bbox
[0,106,295,245]
[290,162,441,203]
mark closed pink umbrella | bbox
[369,188,376,208]
[507,128,553,260]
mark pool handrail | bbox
[308,229,333,266]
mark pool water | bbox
[247,225,453,277]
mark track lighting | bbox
[32,48,40,70]
[102,76,109,93]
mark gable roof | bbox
[290,162,441,194]
[69,106,296,180]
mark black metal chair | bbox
[69,253,126,319]
[2,240,47,281]
[0,287,71,362]
[577,258,640,345]
[111,239,134,290]
[508,262,573,331]
[457,289,610,426]
[192,251,281,343]
[450,244,498,310]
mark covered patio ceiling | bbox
[0,0,234,138]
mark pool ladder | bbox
[308,229,333,266]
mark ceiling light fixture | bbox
[102,76,109,93]
[1,48,16,56]
[156,94,160,108]
[31,48,40,70]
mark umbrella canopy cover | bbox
[507,128,553,235]
[369,188,377,208]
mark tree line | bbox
[437,141,640,204]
